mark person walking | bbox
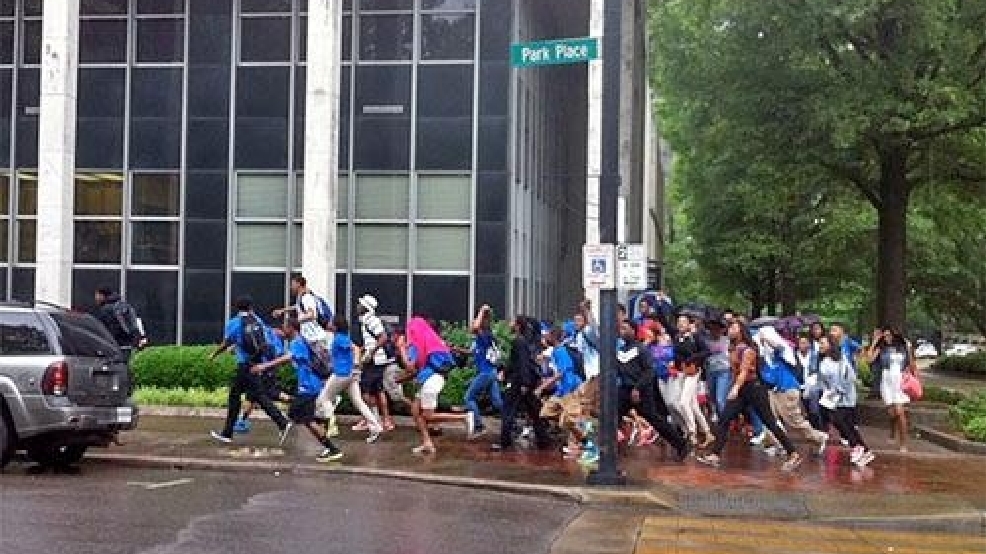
[674,315,713,448]
[234,324,293,434]
[93,286,148,361]
[464,304,504,439]
[353,295,396,432]
[315,315,383,443]
[491,316,549,452]
[866,327,915,452]
[818,335,875,467]
[209,296,292,445]
[697,321,803,471]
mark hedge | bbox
[932,352,986,375]
[950,392,986,442]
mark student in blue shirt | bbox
[209,296,291,445]
[463,304,504,437]
[235,325,293,434]
[536,328,586,455]
[314,315,383,443]
[252,318,342,462]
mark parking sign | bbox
[583,244,616,290]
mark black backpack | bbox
[240,315,269,361]
[306,341,332,380]
[112,300,140,342]
[564,344,587,381]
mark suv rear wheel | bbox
[27,444,87,468]
[0,409,14,469]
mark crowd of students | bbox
[206,276,916,470]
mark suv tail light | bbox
[42,361,69,396]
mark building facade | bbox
[0,0,599,343]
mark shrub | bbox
[932,352,986,375]
[857,358,874,388]
[131,346,236,391]
[133,386,229,408]
[921,385,967,405]
[962,416,986,443]
[950,391,986,442]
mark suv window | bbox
[0,312,53,355]
[49,312,121,357]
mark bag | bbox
[240,315,269,361]
[306,341,332,380]
[901,371,923,401]
[431,351,456,376]
[112,300,140,342]
[304,293,334,330]
[485,342,503,366]
[564,344,587,381]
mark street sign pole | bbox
[587,0,625,486]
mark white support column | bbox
[35,1,79,307]
[585,0,604,319]
[302,0,342,307]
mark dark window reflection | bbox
[130,119,182,169]
[16,68,39,109]
[231,272,285,323]
[78,69,126,118]
[186,118,230,170]
[354,118,409,171]
[418,65,472,117]
[413,275,468,324]
[188,67,230,117]
[136,0,185,14]
[74,221,122,264]
[11,267,35,303]
[359,15,412,61]
[127,270,178,344]
[351,274,407,320]
[183,270,226,344]
[417,117,472,170]
[21,19,40,65]
[132,173,180,216]
[81,0,128,15]
[79,19,128,64]
[17,219,35,263]
[77,118,125,168]
[131,68,183,117]
[0,22,13,64]
[189,15,231,63]
[0,0,12,17]
[237,66,289,117]
[240,17,291,62]
[355,64,410,108]
[360,0,412,9]
[15,115,37,167]
[136,19,185,63]
[185,172,227,219]
[421,14,475,60]
[72,269,120,313]
[23,0,42,17]
[422,0,476,9]
[235,118,288,169]
[240,0,291,13]
[184,220,226,270]
[131,221,179,265]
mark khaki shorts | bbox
[580,378,600,417]
[540,392,584,427]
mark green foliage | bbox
[857,358,874,388]
[920,385,967,405]
[950,392,986,442]
[932,352,986,375]
[131,346,236,391]
[133,386,229,408]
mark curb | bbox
[813,512,986,536]
[915,424,986,456]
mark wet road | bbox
[0,464,579,554]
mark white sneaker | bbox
[464,412,476,437]
[749,431,767,446]
[764,445,781,457]
[850,445,864,465]
[366,428,382,444]
[855,450,875,467]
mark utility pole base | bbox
[586,469,627,486]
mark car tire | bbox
[0,410,14,470]
[27,444,87,468]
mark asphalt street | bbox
[0,463,580,554]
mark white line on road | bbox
[126,478,195,490]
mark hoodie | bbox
[617,339,655,391]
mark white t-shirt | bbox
[359,312,392,366]
[296,293,327,345]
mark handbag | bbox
[901,371,923,401]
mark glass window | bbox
[290,223,347,269]
[127,270,179,344]
[21,19,41,65]
[11,267,34,302]
[235,118,289,169]
[136,19,185,63]
[130,118,182,169]
[17,174,36,216]
[131,221,179,265]
[240,0,291,13]
[71,268,120,312]
[297,174,348,220]
[360,0,412,9]
[237,66,290,117]
[185,172,227,219]
[0,220,8,263]
[0,0,11,16]
[354,118,410,171]
[132,173,180,216]
[237,174,288,218]
[417,118,472,170]
[189,15,231,63]
[421,14,475,60]
[23,0,41,17]
[240,17,291,63]
[358,15,412,61]
[235,223,286,267]
[50,311,120,357]
[78,69,126,118]
[0,22,13,64]
[79,19,128,64]
[421,0,477,9]
[412,275,469,324]
[75,174,124,216]
[77,118,125,169]
[186,118,230,170]
[416,225,469,271]
[16,68,39,109]
[74,221,122,264]
[354,175,408,220]
[131,68,183,117]
[81,0,129,15]
[16,218,34,263]
[417,175,470,220]
[184,220,226,270]
[354,224,408,270]
[183,271,226,344]
[188,67,230,117]
[417,65,472,117]
[0,173,8,216]
[355,64,410,108]
[0,312,51,355]
[136,0,186,14]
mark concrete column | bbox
[302,0,342,308]
[35,1,79,307]
[585,0,604,318]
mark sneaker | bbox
[351,420,369,432]
[749,431,767,446]
[764,445,781,457]
[696,453,720,467]
[520,426,534,440]
[277,422,294,447]
[412,444,436,456]
[578,442,600,465]
[316,447,343,462]
[781,451,803,472]
[233,419,252,434]
[210,430,233,444]
[855,450,876,468]
[464,412,476,437]
[850,446,864,465]
[637,428,657,446]
[468,427,487,441]
[325,419,340,438]
[366,428,382,444]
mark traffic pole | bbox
[587,0,625,486]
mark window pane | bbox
[422,0,477,9]
[23,0,41,17]
[75,221,122,264]
[358,15,412,61]
[184,220,226,270]
[416,117,472,170]
[421,14,474,60]
[16,218,34,263]
[412,275,469,324]
[416,225,469,271]
[17,175,36,216]
[360,0,412,9]
[136,0,185,14]
[127,270,179,344]
[81,0,128,15]
[291,223,347,269]
[0,22,13,64]
[417,175,470,220]
[21,19,40,65]
[136,19,185,63]
[131,221,179,265]
[183,270,226,344]
[0,220,8,263]
[237,174,288,218]
[132,173,180,216]
[240,17,291,62]
[240,0,291,12]
[130,118,182,169]
[75,173,123,216]
[0,312,51,355]
[186,172,227,219]
[354,224,408,270]
[0,174,8,215]
[237,66,289,117]
[355,175,408,220]
[0,0,11,16]
[11,267,34,302]
[131,68,183,117]
[79,19,128,64]
[418,65,472,117]
[297,174,348,220]
[236,223,287,267]
[72,268,120,312]
[78,68,126,118]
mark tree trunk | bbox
[766,270,778,316]
[751,287,764,319]
[780,269,797,315]
[876,147,910,330]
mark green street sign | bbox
[511,37,599,68]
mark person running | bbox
[396,317,475,455]
[209,296,292,445]
[536,328,585,456]
[315,314,383,443]
[697,321,803,471]
[353,295,396,432]
[464,304,504,439]
[795,334,825,432]
[272,275,332,349]
[818,335,874,467]
[492,316,550,452]
[866,326,914,452]
[249,318,343,462]
[572,301,601,380]
[704,318,732,424]
[673,315,713,448]
[235,324,293,434]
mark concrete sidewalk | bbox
[79,410,986,538]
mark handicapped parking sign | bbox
[591,258,607,274]
[583,244,616,290]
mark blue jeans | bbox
[465,372,503,430]
[707,371,732,417]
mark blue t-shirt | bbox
[841,337,862,369]
[224,313,265,364]
[288,336,324,397]
[650,344,675,381]
[760,346,801,392]
[263,327,285,363]
[551,346,583,397]
[473,331,497,374]
[331,332,356,378]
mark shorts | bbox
[580,377,600,417]
[540,392,584,427]
[360,364,385,395]
[247,372,283,403]
[416,374,445,411]
[880,370,910,406]
[288,394,318,424]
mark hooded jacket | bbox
[617,339,655,391]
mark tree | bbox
[650,0,986,329]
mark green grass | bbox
[950,391,986,442]
[133,386,229,408]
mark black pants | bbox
[823,407,867,449]
[620,386,687,452]
[709,380,796,456]
[223,363,289,436]
[499,384,549,448]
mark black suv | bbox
[0,301,137,468]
